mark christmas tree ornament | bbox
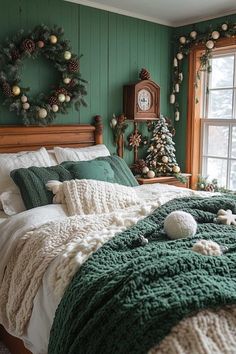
[52,104,59,112]
[12,85,21,96]
[161,134,166,139]
[38,108,47,119]
[64,51,72,60]
[175,83,180,93]
[162,156,169,163]
[215,209,236,226]
[206,40,214,49]
[179,73,183,81]
[22,102,30,110]
[21,39,35,53]
[147,170,155,178]
[2,82,12,97]
[179,36,186,44]
[37,40,45,48]
[170,93,175,104]
[139,235,149,246]
[139,68,151,80]
[110,117,117,128]
[21,95,27,103]
[190,30,197,39]
[222,23,228,31]
[68,59,79,73]
[131,159,147,175]
[142,166,149,174]
[173,58,178,67]
[0,24,87,126]
[212,31,220,39]
[49,35,58,44]
[173,165,180,173]
[177,52,184,60]
[63,77,71,84]
[58,94,66,102]
[175,110,180,121]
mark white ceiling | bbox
[66,0,236,27]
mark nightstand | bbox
[136,173,191,189]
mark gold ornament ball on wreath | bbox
[49,35,58,44]
[12,85,21,96]
[63,77,71,84]
[38,108,48,119]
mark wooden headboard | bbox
[0,115,103,153]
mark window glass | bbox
[207,125,229,157]
[208,89,233,119]
[206,157,227,187]
[210,55,234,88]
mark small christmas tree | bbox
[144,115,180,177]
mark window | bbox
[201,48,236,190]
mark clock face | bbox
[138,89,151,111]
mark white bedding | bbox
[0,183,212,354]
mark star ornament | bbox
[215,209,236,226]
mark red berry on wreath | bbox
[21,39,36,53]
[68,59,79,73]
[1,82,13,97]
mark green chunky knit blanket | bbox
[48,195,236,354]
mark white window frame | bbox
[200,48,236,189]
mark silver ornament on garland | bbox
[190,30,197,39]
[212,31,220,40]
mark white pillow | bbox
[54,144,110,163]
[0,191,26,216]
[0,147,52,214]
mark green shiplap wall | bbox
[0,0,173,162]
[173,14,236,170]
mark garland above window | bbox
[0,24,87,125]
[171,21,236,122]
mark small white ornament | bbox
[177,52,184,60]
[162,156,169,163]
[50,35,57,44]
[161,134,166,139]
[175,83,180,93]
[110,118,117,128]
[52,104,59,112]
[222,23,228,31]
[212,30,220,40]
[173,58,178,67]
[22,102,30,110]
[179,36,186,44]
[142,166,149,174]
[164,211,197,240]
[58,94,66,103]
[206,40,214,49]
[173,165,180,173]
[63,77,71,84]
[147,170,155,178]
[139,235,149,246]
[175,110,180,121]
[190,30,197,39]
[38,108,47,119]
[215,209,236,225]
[21,95,27,103]
[179,73,183,81]
[192,240,222,256]
[200,183,205,189]
[149,145,154,151]
[64,51,72,60]
[65,95,71,102]
[170,93,175,104]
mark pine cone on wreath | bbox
[139,68,151,80]
[1,82,13,97]
[68,59,79,73]
[21,39,36,54]
[55,88,68,96]
[48,96,59,106]
[11,49,21,61]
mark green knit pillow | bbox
[11,165,72,209]
[62,160,114,182]
[62,155,138,187]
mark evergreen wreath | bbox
[0,24,87,125]
[170,21,236,122]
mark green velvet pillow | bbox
[62,155,138,187]
[11,165,72,210]
[62,160,114,182]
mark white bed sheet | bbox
[0,183,212,354]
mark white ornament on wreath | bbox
[147,170,155,178]
[65,95,71,102]
[58,94,66,103]
[52,104,59,112]
[222,23,228,31]
[21,95,27,103]
[63,77,71,84]
[173,165,180,173]
[170,93,175,104]
[50,35,58,44]
[38,108,47,119]
[179,73,183,81]
[162,156,169,163]
[175,110,180,121]
[175,83,180,93]
[179,36,186,44]
[64,51,72,60]
[142,166,149,174]
[206,40,214,49]
[177,52,184,60]
[22,102,30,110]
[212,31,220,40]
[173,58,178,67]
[190,30,197,39]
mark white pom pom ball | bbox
[164,211,197,239]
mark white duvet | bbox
[0,183,211,354]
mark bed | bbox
[0,117,236,354]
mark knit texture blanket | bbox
[48,195,236,354]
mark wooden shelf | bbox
[136,173,191,188]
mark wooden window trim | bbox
[186,37,236,189]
